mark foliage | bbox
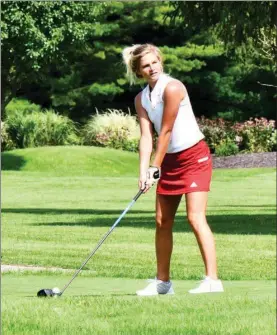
[198,116,276,154]
[1,1,106,111]
[233,118,276,153]
[161,43,224,82]
[170,2,277,70]
[197,117,235,152]
[215,139,239,157]
[82,113,276,155]
[1,2,276,122]
[5,110,79,149]
[1,122,15,151]
[4,98,42,118]
[83,109,140,152]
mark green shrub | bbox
[1,121,15,151]
[83,109,140,152]
[5,98,42,117]
[215,139,239,157]
[233,118,276,153]
[197,116,235,152]
[270,131,277,152]
[5,110,79,148]
[198,116,276,154]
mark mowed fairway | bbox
[2,147,276,335]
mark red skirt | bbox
[157,140,212,195]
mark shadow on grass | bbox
[211,205,275,208]
[1,152,26,171]
[34,215,275,235]
[2,208,153,215]
[3,204,275,216]
[3,208,275,235]
[2,206,276,234]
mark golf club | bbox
[37,188,145,298]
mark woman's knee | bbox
[187,212,206,231]
[156,214,174,230]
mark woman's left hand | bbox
[145,166,161,190]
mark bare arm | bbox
[135,92,154,189]
[152,80,186,167]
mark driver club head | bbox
[37,288,61,298]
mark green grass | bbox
[1,146,139,176]
[2,275,275,335]
[2,146,276,334]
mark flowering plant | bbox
[233,118,276,152]
[198,116,276,154]
[197,116,236,153]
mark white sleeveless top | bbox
[141,73,204,153]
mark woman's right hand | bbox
[139,173,148,193]
[139,167,161,193]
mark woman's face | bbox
[137,52,163,83]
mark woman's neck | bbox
[148,74,162,90]
[148,80,157,90]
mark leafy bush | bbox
[197,116,235,152]
[271,131,277,152]
[198,116,276,154]
[5,98,42,117]
[5,110,79,149]
[83,109,140,152]
[215,139,239,157]
[1,121,15,151]
[233,118,276,153]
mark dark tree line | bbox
[2,1,276,122]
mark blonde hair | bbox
[122,44,163,85]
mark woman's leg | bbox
[156,194,182,281]
[185,191,218,279]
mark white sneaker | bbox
[136,279,175,296]
[189,276,224,294]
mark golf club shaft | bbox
[60,189,144,295]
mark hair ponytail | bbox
[122,45,141,85]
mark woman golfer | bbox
[122,44,223,296]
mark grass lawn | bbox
[1,146,276,335]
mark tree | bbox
[2,1,275,121]
[49,2,227,120]
[1,1,106,113]
[170,2,277,71]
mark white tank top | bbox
[141,73,204,153]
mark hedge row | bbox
[1,108,276,156]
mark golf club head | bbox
[37,289,61,298]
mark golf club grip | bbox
[133,188,144,201]
[60,189,144,295]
